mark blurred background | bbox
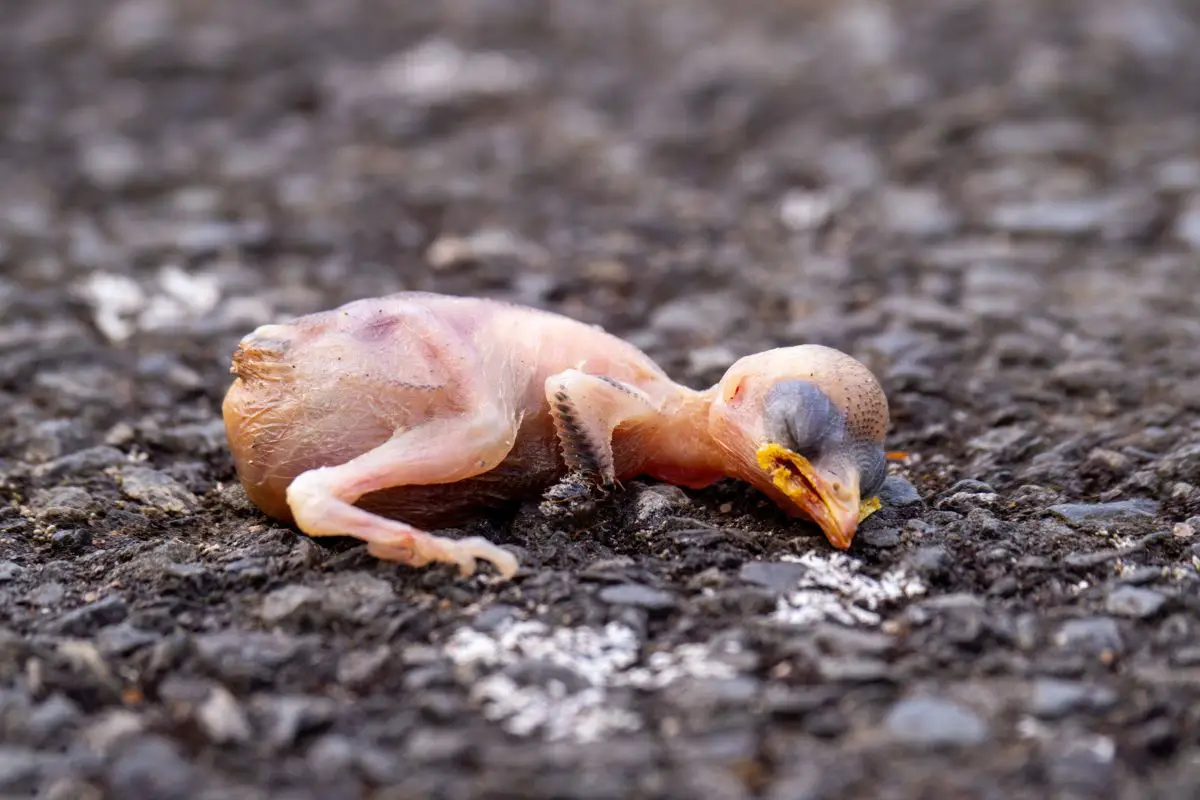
[5,0,1200,471]
[4,3,1200,797]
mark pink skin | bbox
[222,292,889,579]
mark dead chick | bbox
[222,292,890,579]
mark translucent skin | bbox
[222,292,889,578]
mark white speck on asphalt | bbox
[770,552,926,626]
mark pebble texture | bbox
[3,0,1200,798]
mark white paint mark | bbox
[76,266,223,343]
[443,557,924,743]
[78,272,146,344]
[443,620,743,743]
[770,552,926,627]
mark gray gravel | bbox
[4,0,1200,798]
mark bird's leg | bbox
[285,405,522,578]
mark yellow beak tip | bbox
[858,495,882,523]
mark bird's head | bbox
[707,345,889,549]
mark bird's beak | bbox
[755,443,878,549]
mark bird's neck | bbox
[620,386,729,489]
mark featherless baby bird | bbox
[222,292,891,579]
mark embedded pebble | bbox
[193,632,305,685]
[50,596,128,636]
[598,583,677,610]
[30,486,93,523]
[876,186,960,237]
[629,483,690,528]
[107,736,197,798]
[1029,678,1118,719]
[883,696,989,746]
[858,527,901,548]
[196,686,253,745]
[32,447,127,479]
[879,475,922,507]
[79,137,143,190]
[257,696,338,749]
[50,529,93,551]
[116,466,197,513]
[1175,194,1200,250]
[0,747,44,793]
[1047,499,1158,525]
[983,192,1156,239]
[336,646,391,689]
[739,561,811,593]
[1104,586,1166,619]
[1054,618,1124,655]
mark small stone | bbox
[193,632,303,685]
[27,694,81,742]
[51,529,93,551]
[1104,586,1166,619]
[1044,735,1117,793]
[629,483,690,528]
[1054,617,1124,655]
[1051,359,1127,393]
[1029,678,1117,719]
[97,623,160,657]
[0,563,24,582]
[502,659,591,694]
[33,446,127,480]
[858,528,901,548]
[321,572,396,620]
[1047,499,1158,525]
[907,546,948,575]
[936,491,999,513]
[82,710,145,755]
[107,736,196,798]
[116,466,197,513]
[1175,194,1200,250]
[878,475,922,506]
[405,728,470,763]
[876,186,959,237]
[1081,448,1133,479]
[257,696,337,749]
[883,696,989,746]
[337,646,391,689]
[259,585,320,625]
[945,479,995,494]
[649,292,742,342]
[102,0,176,57]
[1173,521,1195,539]
[307,734,357,774]
[50,596,128,636]
[426,228,547,269]
[31,582,66,607]
[815,656,891,683]
[598,583,677,610]
[978,120,1098,156]
[80,137,143,190]
[196,686,252,745]
[30,486,93,523]
[779,189,841,231]
[472,604,520,633]
[1117,566,1162,586]
[0,747,43,793]
[1172,646,1200,666]
[373,38,537,104]
[983,192,1156,240]
[739,561,810,593]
